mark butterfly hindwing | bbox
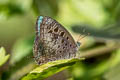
[33,16,78,65]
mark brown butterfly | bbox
[33,16,80,65]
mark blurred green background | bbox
[0,0,120,80]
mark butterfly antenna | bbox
[77,29,90,42]
[77,34,87,41]
[77,28,85,41]
[77,34,82,42]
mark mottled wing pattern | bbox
[33,16,78,65]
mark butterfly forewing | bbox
[33,16,78,65]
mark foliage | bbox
[0,0,120,80]
[22,58,83,80]
[0,47,10,67]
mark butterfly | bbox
[33,16,81,65]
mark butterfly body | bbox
[33,16,80,65]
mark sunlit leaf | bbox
[21,58,84,80]
[0,47,10,66]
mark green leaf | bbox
[0,47,10,66]
[21,58,84,80]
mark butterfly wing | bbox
[33,16,78,65]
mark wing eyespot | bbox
[54,27,59,32]
[63,47,65,49]
[66,37,69,40]
[61,39,64,43]
[58,45,60,48]
[65,43,67,46]
[60,31,65,37]
[59,51,62,53]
